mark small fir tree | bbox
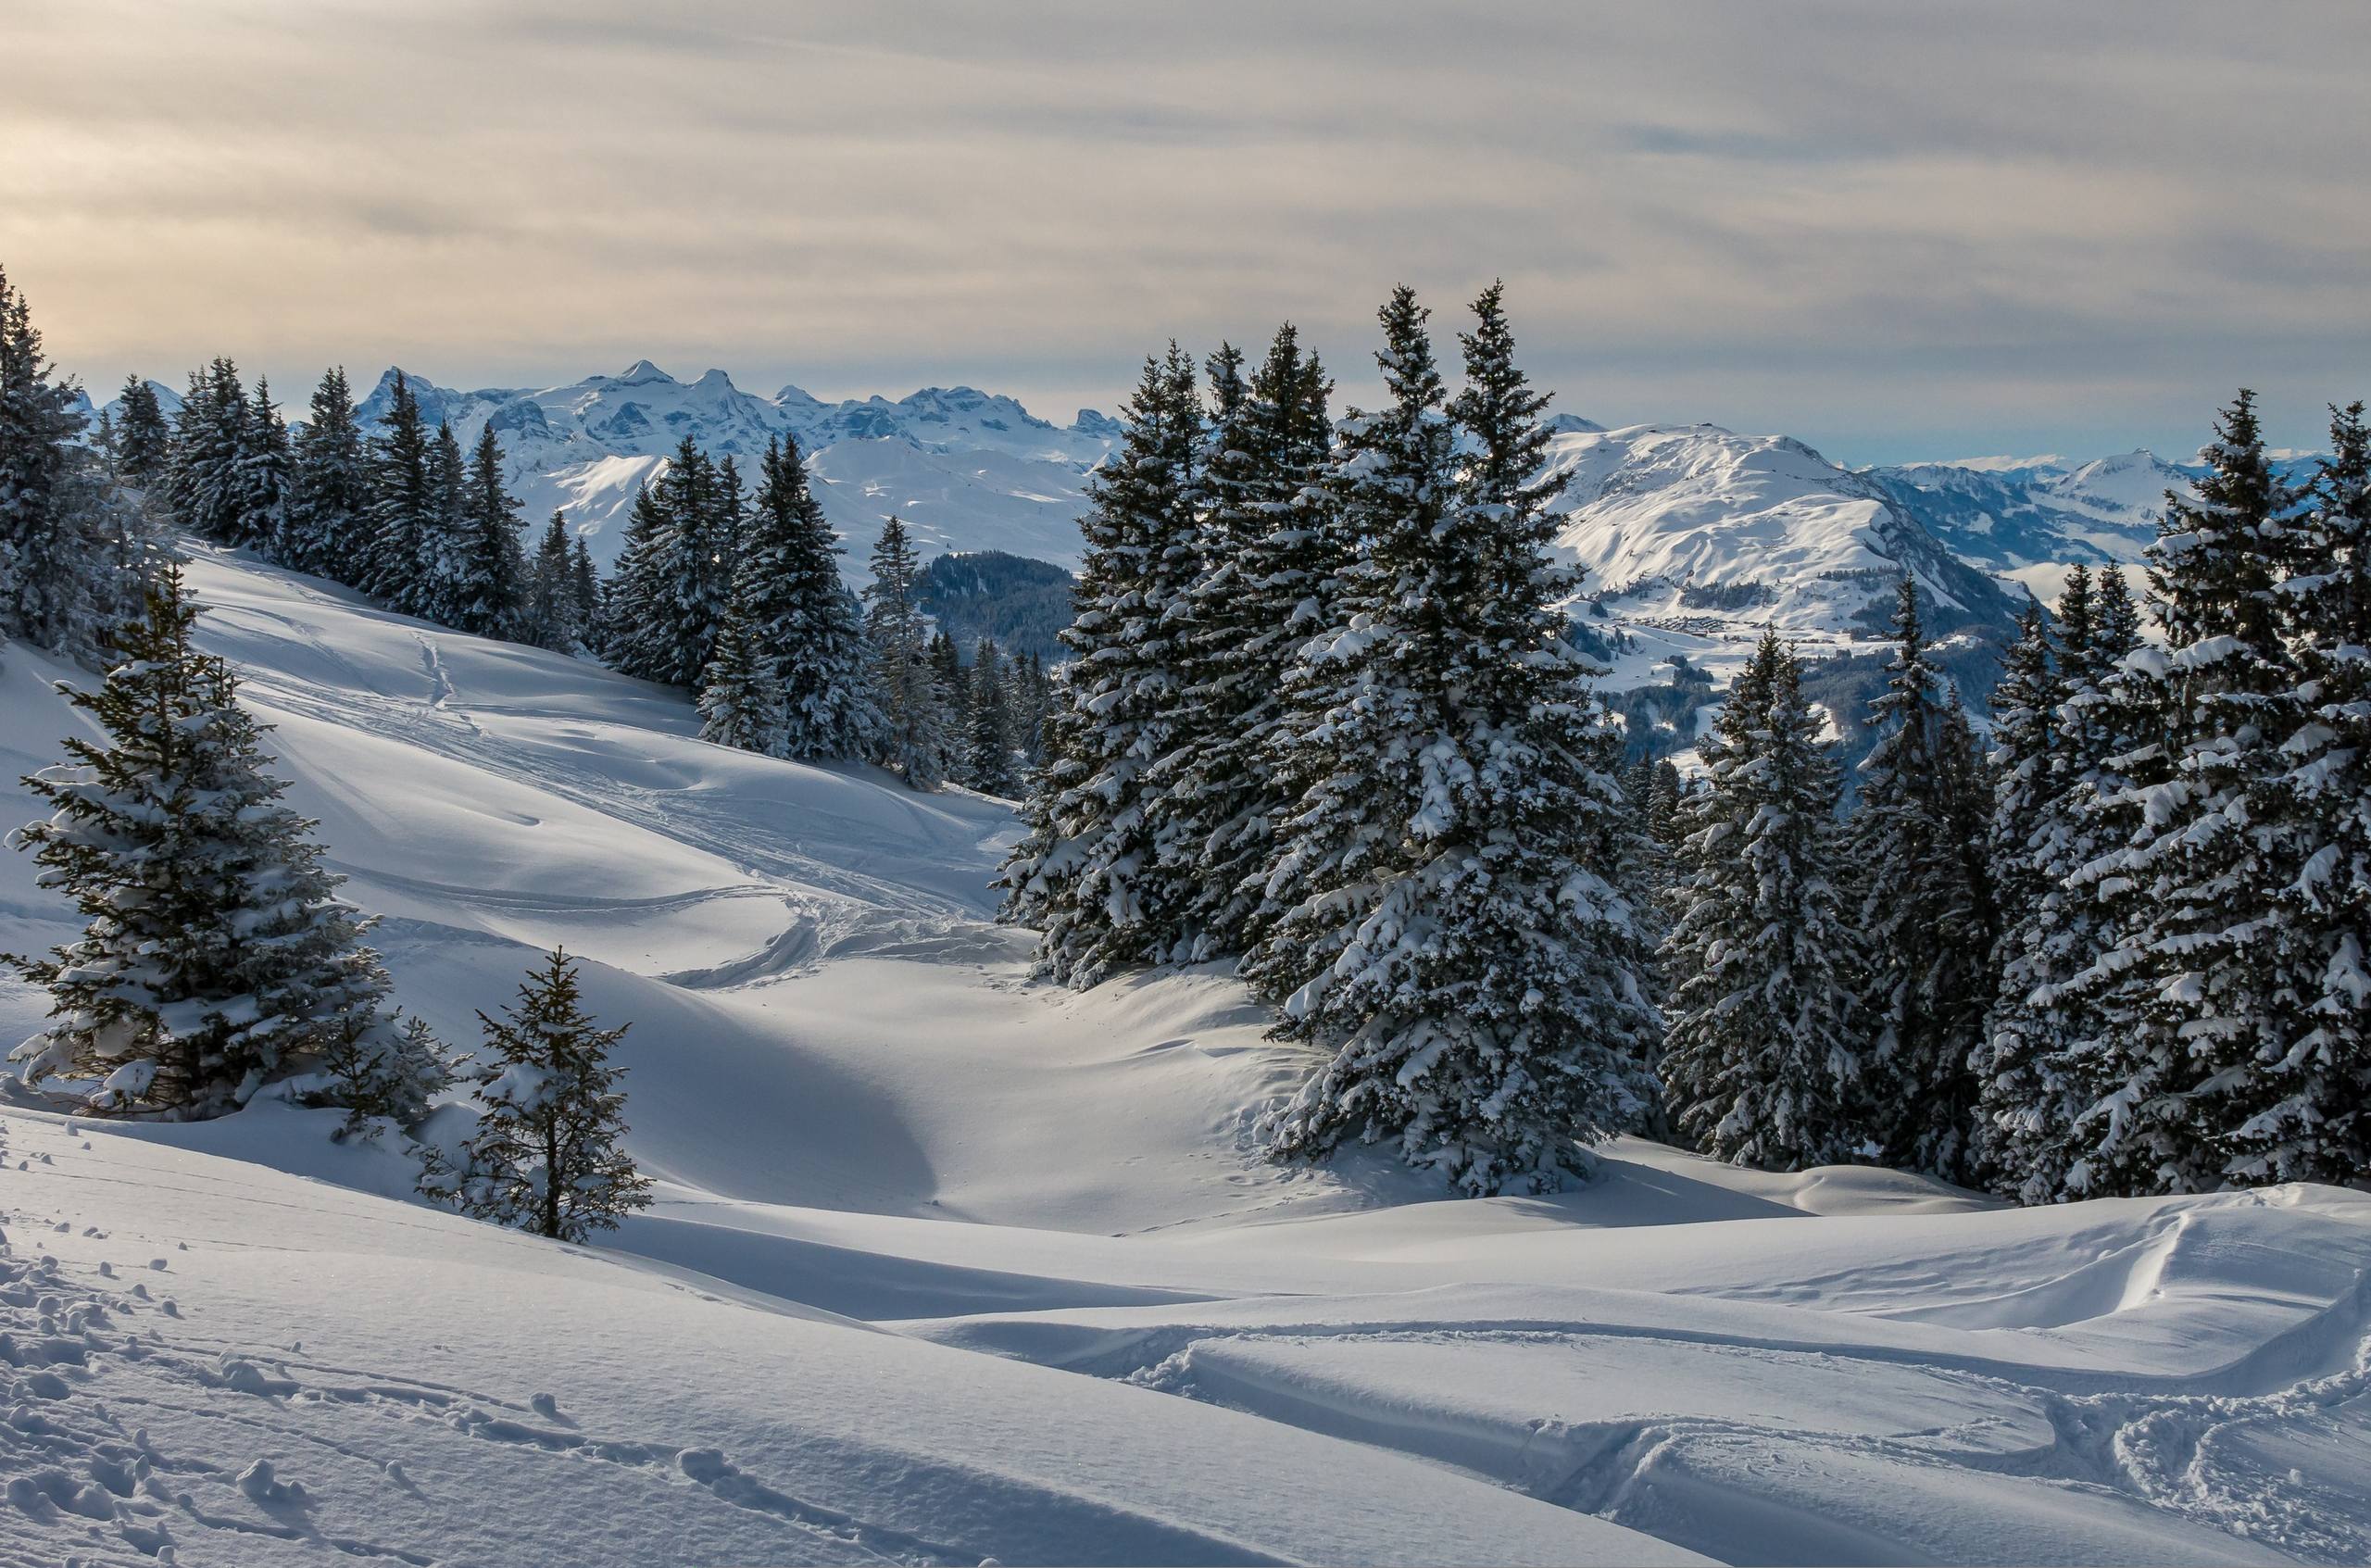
[436,948,651,1242]
[862,514,955,786]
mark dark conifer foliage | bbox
[285,367,373,577]
[113,374,173,491]
[999,345,1205,985]
[433,948,651,1242]
[1846,577,1998,1183]
[6,569,397,1118]
[1248,284,1655,1195]
[1,264,150,659]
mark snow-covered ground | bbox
[4,547,2367,1566]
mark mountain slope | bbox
[3,545,2368,1565]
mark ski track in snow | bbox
[4,545,2367,1566]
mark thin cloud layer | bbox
[7,1,2365,459]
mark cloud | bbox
[6,0,2365,460]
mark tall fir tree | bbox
[237,376,294,558]
[415,420,471,624]
[6,569,397,1117]
[451,422,529,640]
[2057,393,2312,1196]
[571,533,601,635]
[364,370,435,613]
[739,434,877,758]
[113,375,172,493]
[1661,632,1864,1169]
[1153,326,1338,960]
[527,510,581,649]
[1847,576,2000,1181]
[862,514,954,787]
[1,264,146,659]
[600,482,678,680]
[168,358,250,545]
[433,948,651,1242]
[1249,284,1656,1195]
[285,367,373,579]
[929,630,970,741]
[964,637,1019,795]
[999,345,1204,985]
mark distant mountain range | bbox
[85,359,2323,722]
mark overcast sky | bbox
[8,1,2366,464]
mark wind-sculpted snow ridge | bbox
[4,546,2368,1565]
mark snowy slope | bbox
[6,545,2370,1564]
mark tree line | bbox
[1005,282,2368,1201]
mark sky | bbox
[6,0,2367,466]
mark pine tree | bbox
[964,637,1018,795]
[862,514,954,786]
[114,376,172,494]
[1,265,146,659]
[527,510,580,649]
[2058,393,2311,1196]
[1661,633,1863,1168]
[435,947,651,1242]
[571,534,600,635]
[285,367,373,580]
[413,420,471,624]
[599,483,677,680]
[6,569,395,1117]
[449,423,529,639]
[999,345,1204,984]
[237,376,294,558]
[1250,284,1656,1195]
[1152,327,1338,960]
[696,603,786,753]
[364,370,435,612]
[740,434,877,757]
[929,630,970,741]
[168,358,250,545]
[1847,576,1999,1181]
[2249,401,2371,1185]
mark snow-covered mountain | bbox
[4,546,2366,1567]
[1863,449,2198,572]
[344,362,1117,571]
[1547,423,2022,639]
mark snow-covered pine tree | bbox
[6,568,397,1117]
[862,514,954,787]
[527,510,580,650]
[741,434,877,758]
[410,420,471,625]
[449,423,529,640]
[236,376,294,558]
[438,947,651,1242]
[1847,575,1999,1182]
[168,358,250,545]
[1152,327,1338,960]
[284,367,373,579]
[964,637,1019,796]
[696,602,787,752]
[1,265,147,660]
[659,438,730,685]
[1661,631,1864,1169]
[1971,588,2078,1196]
[2250,401,2371,1185]
[1250,283,1656,1196]
[998,345,1203,984]
[363,370,435,613]
[113,375,172,493]
[2059,392,2310,1196]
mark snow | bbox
[4,545,2368,1564]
